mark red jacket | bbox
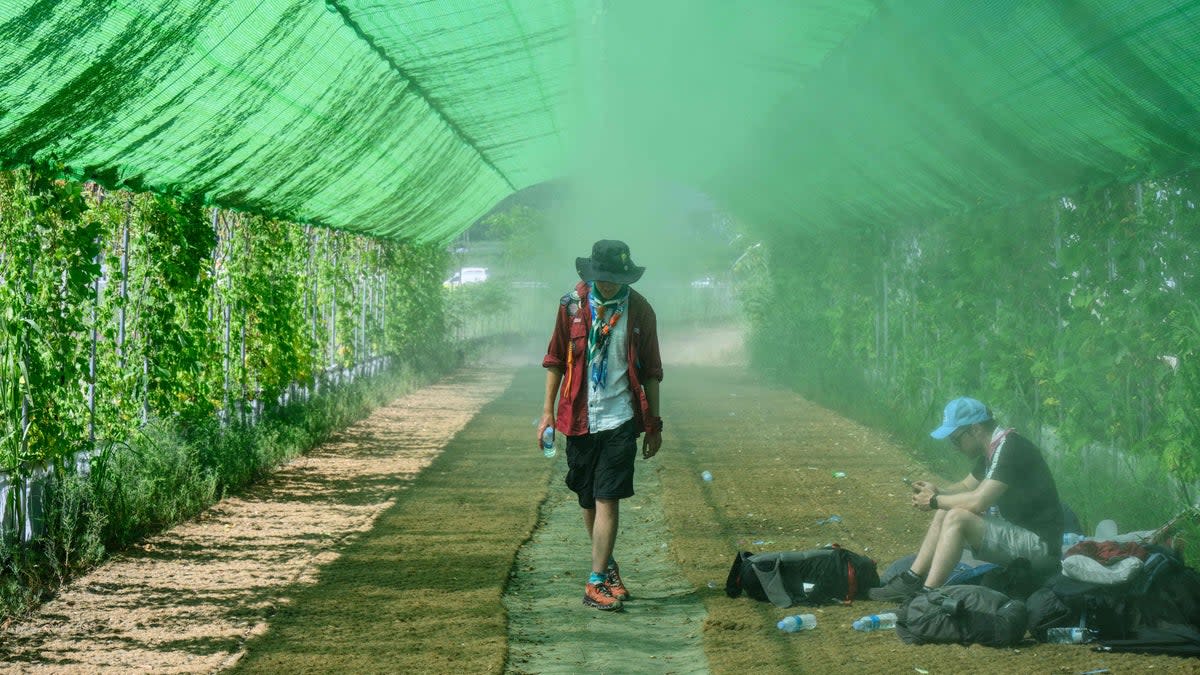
[542,282,663,436]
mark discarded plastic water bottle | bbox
[541,427,556,458]
[777,614,817,632]
[832,471,847,478]
[701,470,713,482]
[1045,627,1093,644]
[852,612,897,632]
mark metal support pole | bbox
[88,235,102,444]
[209,207,219,324]
[117,195,131,370]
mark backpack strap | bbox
[559,284,588,394]
[845,560,858,605]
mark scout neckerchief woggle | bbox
[588,283,629,389]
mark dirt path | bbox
[0,369,513,674]
[4,325,1184,674]
[503,459,708,674]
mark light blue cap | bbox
[930,397,991,439]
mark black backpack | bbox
[724,544,879,607]
[896,585,1029,647]
[1027,546,1200,642]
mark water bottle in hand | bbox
[852,612,897,632]
[777,614,817,632]
[541,426,556,458]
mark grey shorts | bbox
[974,515,1052,566]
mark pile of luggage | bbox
[725,510,1200,656]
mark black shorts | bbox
[565,419,638,509]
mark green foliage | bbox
[443,280,513,342]
[129,193,219,425]
[747,174,1200,530]
[483,205,556,278]
[0,165,461,620]
[0,166,455,474]
[0,166,99,472]
[381,240,453,367]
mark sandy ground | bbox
[0,369,513,674]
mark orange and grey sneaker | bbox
[583,581,624,611]
[605,562,630,601]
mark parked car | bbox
[444,267,489,287]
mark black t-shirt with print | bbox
[971,431,1063,549]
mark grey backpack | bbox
[897,585,1029,647]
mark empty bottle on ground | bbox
[777,614,817,632]
[1045,627,1094,644]
[853,612,897,632]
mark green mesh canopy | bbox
[2,1,1200,240]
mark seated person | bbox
[871,397,1064,601]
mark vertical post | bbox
[330,240,338,371]
[88,232,102,445]
[20,256,32,462]
[240,322,247,424]
[881,259,890,384]
[1052,201,1065,430]
[209,207,219,324]
[223,303,231,413]
[117,195,131,370]
[222,213,231,417]
[310,230,319,390]
[381,269,387,357]
[239,218,247,421]
[360,270,367,369]
[141,353,149,425]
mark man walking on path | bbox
[870,397,1063,602]
[539,239,664,611]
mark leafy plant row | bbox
[0,164,452,475]
[744,173,1200,527]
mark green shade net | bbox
[2,1,1200,240]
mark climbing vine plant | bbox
[0,167,98,470]
[0,165,452,474]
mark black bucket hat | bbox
[575,239,645,284]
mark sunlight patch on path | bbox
[0,369,512,675]
[504,459,709,674]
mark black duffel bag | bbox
[897,585,1029,647]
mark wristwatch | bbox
[648,416,663,433]
[929,494,939,510]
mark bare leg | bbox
[583,507,595,539]
[591,498,619,573]
[925,509,986,587]
[910,510,947,577]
